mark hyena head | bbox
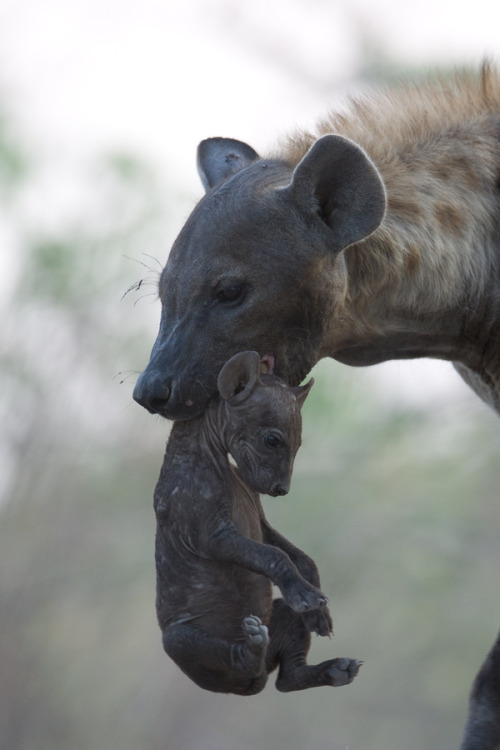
[133,135,385,420]
[216,350,313,497]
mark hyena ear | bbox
[217,351,262,404]
[197,137,260,191]
[292,378,314,407]
[285,135,386,253]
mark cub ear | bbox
[217,351,262,404]
[197,137,260,191]
[292,378,314,408]
[285,134,386,253]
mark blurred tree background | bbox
[1,2,500,750]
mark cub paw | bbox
[286,584,328,614]
[242,615,269,649]
[303,606,333,637]
[327,658,363,687]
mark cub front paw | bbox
[303,606,333,637]
[285,583,328,613]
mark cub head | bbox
[217,351,313,496]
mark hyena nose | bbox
[133,368,171,415]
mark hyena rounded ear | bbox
[293,378,314,407]
[217,351,262,404]
[286,135,386,253]
[197,138,260,191]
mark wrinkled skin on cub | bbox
[133,136,386,420]
[155,351,361,694]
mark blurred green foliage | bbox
[0,109,27,190]
[1,97,500,750]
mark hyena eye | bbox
[216,284,245,304]
[265,434,281,448]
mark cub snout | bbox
[270,483,289,497]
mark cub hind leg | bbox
[162,616,269,695]
[266,598,362,692]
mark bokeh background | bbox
[2,2,500,749]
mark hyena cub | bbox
[154,350,361,695]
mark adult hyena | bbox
[133,63,500,748]
[134,63,500,420]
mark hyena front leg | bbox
[460,628,500,750]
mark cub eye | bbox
[216,284,244,304]
[265,434,281,448]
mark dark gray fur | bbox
[461,631,500,750]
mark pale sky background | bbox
[1,0,499,412]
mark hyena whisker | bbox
[114,370,141,385]
[123,253,163,276]
[122,254,163,302]
[121,281,159,304]
[133,291,159,306]
[121,280,143,301]
[141,252,164,272]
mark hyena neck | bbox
[323,132,500,373]
[332,214,500,371]
[285,68,500,377]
